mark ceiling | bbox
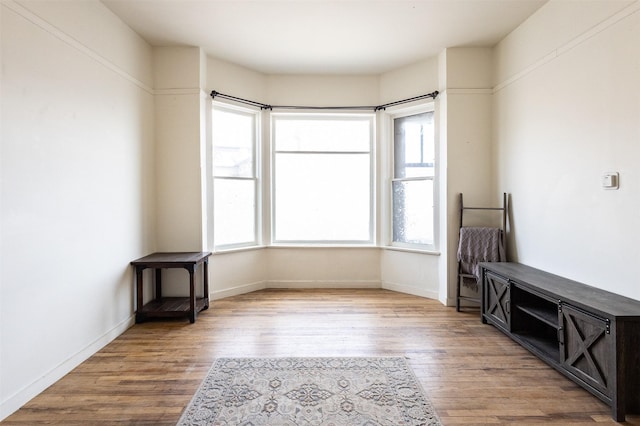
[101,0,548,75]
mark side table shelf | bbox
[131,252,212,323]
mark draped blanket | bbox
[457,227,505,290]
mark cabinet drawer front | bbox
[484,272,511,331]
[560,303,612,397]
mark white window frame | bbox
[387,102,438,252]
[210,101,262,251]
[270,112,376,246]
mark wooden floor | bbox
[4,289,639,425]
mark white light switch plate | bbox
[602,172,619,189]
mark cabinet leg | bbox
[612,403,625,423]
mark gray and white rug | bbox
[177,357,441,426]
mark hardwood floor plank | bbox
[3,289,639,425]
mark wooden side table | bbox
[131,252,212,323]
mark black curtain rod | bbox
[210,90,439,112]
[210,91,268,109]
[375,92,439,111]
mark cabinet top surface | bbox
[481,262,640,318]
[131,252,212,266]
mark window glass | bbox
[275,119,370,152]
[275,153,370,241]
[214,179,256,246]
[394,112,434,178]
[392,179,434,245]
[273,114,374,243]
[213,109,254,178]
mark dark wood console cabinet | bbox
[481,262,640,422]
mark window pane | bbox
[214,178,256,246]
[275,153,371,241]
[394,112,434,178]
[392,179,433,245]
[212,108,254,177]
[275,118,371,152]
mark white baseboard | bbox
[266,280,381,289]
[381,281,441,301]
[0,314,135,421]
[210,281,268,300]
[211,280,382,299]
[210,280,442,301]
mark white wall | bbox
[151,47,211,297]
[381,250,440,299]
[208,56,268,102]
[438,47,495,306]
[0,0,155,419]
[155,46,205,252]
[266,74,379,106]
[266,247,381,289]
[493,0,640,300]
[379,57,438,103]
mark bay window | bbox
[391,108,436,249]
[212,103,260,249]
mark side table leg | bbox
[203,258,210,310]
[135,266,145,323]
[188,265,196,323]
[155,268,162,299]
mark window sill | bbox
[212,245,267,255]
[268,244,379,249]
[213,244,440,256]
[383,246,441,256]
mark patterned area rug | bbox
[177,357,441,426]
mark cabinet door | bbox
[484,272,511,331]
[559,303,612,397]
